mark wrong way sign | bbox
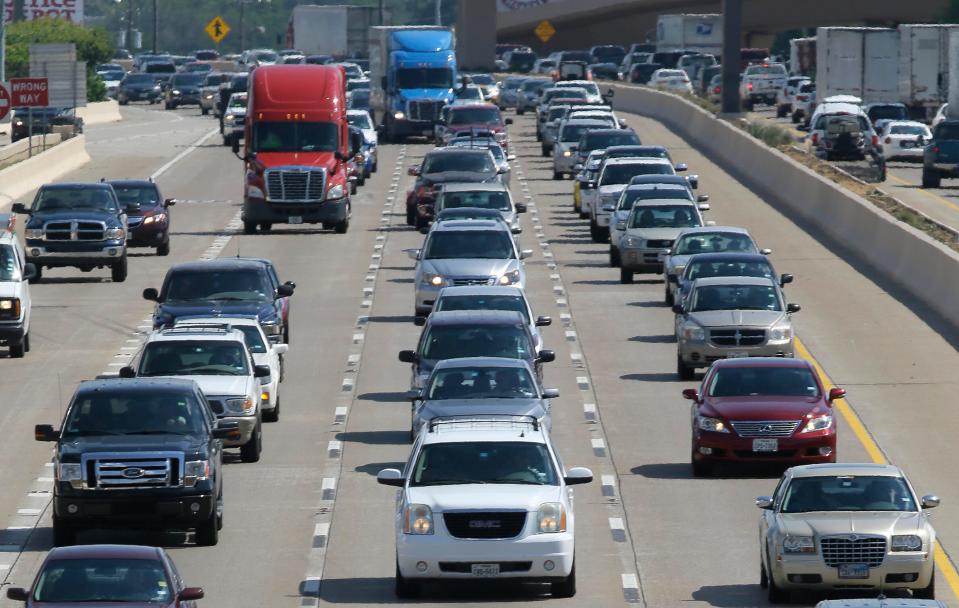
[0,83,10,121]
[10,78,48,107]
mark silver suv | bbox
[673,276,799,379]
[618,199,707,284]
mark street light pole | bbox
[435,0,442,26]
[152,0,158,53]
[126,0,133,52]
[720,0,743,114]
[239,1,245,51]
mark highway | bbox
[1,99,959,607]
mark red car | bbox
[683,357,845,477]
[439,103,511,151]
[6,544,204,606]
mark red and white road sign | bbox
[10,78,49,108]
[0,83,10,121]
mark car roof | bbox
[586,128,632,137]
[77,377,198,394]
[815,102,864,117]
[48,544,164,561]
[167,258,264,273]
[426,310,527,326]
[105,179,157,188]
[788,463,903,479]
[426,147,491,157]
[604,157,671,166]
[690,276,776,287]
[421,417,547,444]
[147,326,247,343]
[439,182,509,193]
[632,198,696,207]
[430,219,510,232]
[624,183,689,192]
[432,356,532,371]
[41,182,113,191]
[686,252,768,264]
[561,119,609,128]
[437,285,526,298]
[628,175,691,186]
[173,315,261,327]
[711,356,811,370]
[556,80,594,86]
[450,103,499,110]
[677,225,750,236]
[885,120,928,129]
[607,145,666,153]
[347,109,372,116]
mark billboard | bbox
[497,0,550,11]
[2,0,84,23]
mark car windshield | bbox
[628,204,700,229]
[690,284,781,312]
[33,558,173,603]
[62,390,207,437]
[411,441,557,486]
[396,68,453,89]
[34,188,117,213]
[547,88,587,102]
[252,121,338,153]
[422,153,494,174]
[124,74,155,85]
[548,107,568,121]
[619,188,691,210]
[427,366,537,399]
[172,74,204,86]
[234,325,267,353]
[422,325,531,360]
[780,476,917,513]
[584,131,641,150]
[340,64,363,78]
[347,79,369,92]
[139,340,250,376]
[349,89,370,107]
[674,233,756,255]
[686,259,774,282]
[708,366,819,398]
[470,74,494,85]
[424,230,514,259]
[0,246,21,281]
[440,190,510,212]
[522,80,547,92]
[602,163,672,185]
[745,65,786,76]
[560,124,595,142]
[435,294,529,322]
[457,87,482,100]
[112,185,160,209]
[890,124,927,136]
[228,96,246,110]
[101,70,124,80]
[934,124,959,140]
[450,108,500,125]
[255,51,278,63]
[163,268,271,301]
[869,106,907,121]
[347,113,373,129]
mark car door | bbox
[13,241,30,331]
[760,474,788,571]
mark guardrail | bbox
[0,133,63,167]
[0,135,90,210]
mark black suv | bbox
[164,73,205,109]
[12,183,128,283]
[117,73,162,105]
[107,179,176,256]
[36,378,238,546]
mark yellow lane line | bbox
[794,336,959,598]
[886,173,959,214]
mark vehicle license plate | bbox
[752,438,778,452]
[471,564,500,577]
[288,216,303,224]
[838,563,869,579]
[901,141,915,148]
[728,351,748,358]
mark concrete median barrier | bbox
[77,100,122,126]
[607,82,959,331]
[0,135,90,210]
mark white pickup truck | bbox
[739,63,788,110]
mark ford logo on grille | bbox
[468,520,501,529]
[122,467,146,479]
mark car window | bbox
[33,558,173,603]
[435,294,530,322]
[162,268,271,301]
[63,390,208,436]
[438,191,510,212]
[619,187,691,210]
[707,366,819,398]
[421,325,531,360]
[422,153,495,174]
[934,124,959,140]
[690,284,781,312]
[470,74,494,85]
[234,325,267,353]
[0,245,22,281]
[411,441,557,486]
[427,366,537,399]
[139,340,251,376]
[686,259,773,282]
[559,124,594,142]
[424,230,514,259]
[675,233,757,255]
[34,188,118,213]
[889,124,927,136]
[449,108,501,125]
[111,185,160,209]
[780,476,917,513]
[602,163,673,185]
[628,204,700,229]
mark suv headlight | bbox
[696,416,729,433]
[24,228,43,239]
[498,269,521,285]
[801,414,832,433]
[260,321,281,336]
[421,272,444,287]
[104,227,125,240]
[769,325,793,343]
[891,535,923,551]
[225,397,255,415]
[225,114,236,123]
[783,535,816,554]
[184,459,211,487]
[404,503,433,534]
[326,183,345,199]
[682,324,705,343]
[143,212,167,225]
[672,265,686,276]
[537,502,567,533]
[0,298,21,319]
[58,462,82,483]
[622,236,644,248]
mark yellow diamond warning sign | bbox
[205,16,230,44]
[534,20,556,43]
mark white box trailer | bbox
[788,37,816,77]
[287,4,380,58]
[815,27,898,103]
[899,24,959,120]
[656,14,723,55]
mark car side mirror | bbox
[671,304,685,315]
[511,226,523,235]
[405,248,421,261]
[213,420,241,440]
[535,315,552,327]
[515,203,527,213]
[605,89,615,99]
[408,166,420,176]
[10,203,29,215]
[179,587,205,601]
[542,388,560,399]
[377,468,405,487]
[413,316,427,326]
[254,365,271,378]
[760,248,772,255]
[276,284,295,297]
[675,163,688,172]
[698,203,710,212]
[507,154,516,161]
[779,273,793,286]
[827,387,846,402]
[564,466,593,485]
[398,350,417,363]
[505,118,513,125]
[586,181,596,189]
[164,198,177,207]
[602,204,616,212]
[6,587,28,601]
[520,249,533,259]
[686,175,699,189]
[537,349,556,363]
[786,303,801,314]
[142,287,159,302]
[34,424,58,442]
[273,344,289,355]
[405,389,422,402]
[755,496,773,510]
[682,388,699,401]
[22,263,37,280]
[619,119,627,128]
[921,495,941,509]
[119,366,136,378]
[697,194,709,203]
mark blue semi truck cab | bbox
[369,26,457,142]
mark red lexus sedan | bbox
[6,544,204,606]
[683,357,845,477]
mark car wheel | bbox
[541,145,549,157]
[664,284,674,306]
[406,205,415,226]
[243,221,257,234]
[334,218,349,234]
[791,111,800,124]
[111,256,128,283]
[52,516,76,547]
[23,331,30,353]
[395,562,420,598]
[164,101,172,110]
[516,107,525,115]
[589,221,602,243]
[415,214,427,230]
[619,268,634,284]
[922,169,942,189]
[776,105,787,118]
[760,561,769,589]
[609,246,620,267]
[240,421,262,463]
[372,159,378,173]
[156,240,170,256]
[691,452,712,477]
[195,511,219,546]
[767,574,789,604]
[222,135,231,147]
[914,568,935,599]
[579,208,590,219]
[677,355,695,380]
[259,223,272,232]
[552,171,562,180]
[551,559,576,598]
[9,337,25,358]
[119,99,128,106]
[201,106,209,115]
[263,396,280,422]
[29,266,42,284]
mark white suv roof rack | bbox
[427,415,540,433]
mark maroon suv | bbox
[107,179,175,256]
[683,357,845,476]
[6,544,204,606]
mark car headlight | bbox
[0,298,21,319]
[327,183,345,199]
[225,397,256,415]
[394,111,405,120]
[563,150,572,157]
[891,535,923,551]
[183,459,211,487]
[14,119,23,126]
[104,227,125,240]
[615,221,626,230]
[422,272,444,287]
[58,462,81,483]
[225,114,236,123]
[769,325,793,342]
[260,321,282,336]
[404,503,433,534]
[172,89,181,95]
[682,324,705,342]
[537,502,567,533]
[498,269,521,285]
[153,85,161,90]
[696,415,729,433]
[25,228,43,239]
[672,264,686,276]
[247,185,265,199]
[622,236,644,248]
[801,414,832,433]
[142,212,167,225]
[204,93,214,99]
[782,535,816,554]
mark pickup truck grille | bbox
[81,452,183,489]
[443,511,526,539]
[43,220,107,241]
[730,420,801,437]
[710,328,766,347]
[408,100,444,122]
[821,536,887,567]
[264,168,326,203]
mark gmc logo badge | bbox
[468,520,501,529]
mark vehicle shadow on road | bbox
[337,430,411,446]
[32,277,110,285]
[632,462,786,481]
[357,391,410,402]
[366,315,415,324]
[690,584,767,607]
[628,334,675,343]
[354,461,406,476]
[627,300,667,308]
[573,278,623,286]
[315,577,552,603]
[620,372,677,383]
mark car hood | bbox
[400,88,455,102]
[776,511,925,537]
[703,395,824,420]
[28,210,118,224]
[155,301,276,324]
[598,185,627,198]
[420,171,498,184]
[151,374,251,398]
[59,433,208,458]
[0,281,22,299]
[687,309,786,328]
[418,398,546,419]
[422,258,516,278]
[407,483,561,512]
[624,227,685,240]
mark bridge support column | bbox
[721,0,743,114]
[456,0,496,70]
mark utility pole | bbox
[126,0,133,52]
[435,0,441,26]
[720,0,743,114]
[12,0,24,22]
[239,1,245,51]
[152,0,158,53]
[379,0,385,25]
[0,2,5,83]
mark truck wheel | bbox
[9,337,25,358]
[263,395,280,422]
[156,241,170,256]
[195,511,219,546]
[259,223,272,232]
[52,517,76,547]
[922,169,942,189]
[551,560,576,598]
[406,205,415,226]
[609,246,620,267]
[395,562,420,598]
[243,221,257,234]
[619,268,634,284]
[553,171,562,180]
[201,106,209,116]
[334,218,349,234]
[29,266,42,284]
[240,421,262,463]
[111,256,128,283]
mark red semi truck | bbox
[234,64,359,234]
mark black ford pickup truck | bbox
[36,378,239,547]
[12,182,128,283]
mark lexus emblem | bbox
[468,520,501,529]
[122,467,145,479]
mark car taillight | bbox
[797,95,807,101]
[934,146,940,153]
[871,135,878,147]
[713,85,720,94]
[885,137,892,144]
[747,83,753,91]
[811,133,818,145]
